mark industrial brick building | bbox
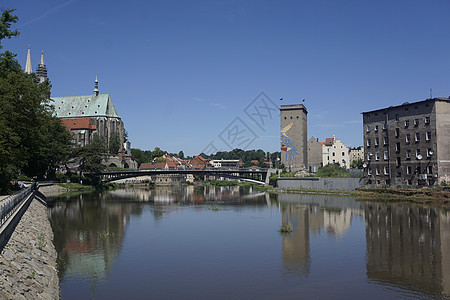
[362,98,450,186]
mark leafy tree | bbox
[72,135,106,183]
[350,158,364,169]
[178,150,184,159]
[109,131,121,154]
[0,9,72,192]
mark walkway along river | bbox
[0,186,60,299]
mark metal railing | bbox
[0,182,36,228]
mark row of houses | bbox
[307,135,364,171]
[139,156,246,170]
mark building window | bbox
[415,133,420,142]
[376,167,380,175]
[367,139,371,147]
[383,123,387,130]
[395,142,400,153]
[384,166,389,175]
[375,125,378,132]
[426,132,431,141]
[368,168,372,175]
[407,166,412,175]
[405,134,410,144]
[332,159,336,163]
[395,128,399,138]
[406,150,411,159]
[342,159,346,165]
[428,166,433,174]
[395,114,399,121]
[374,137,379,146]
[366,125,371,132]
[425,116,430,124]
[332,152,335,156]
[414,119,419,126]
[384,136,388,145]
[367,153,372,161]
[375,152,380,161]
[384,151,389,160]
[341,152,345,156]
[427,148,433,158]
[404,120,409,128]
[416,149,421,158]
[396,157,401,167]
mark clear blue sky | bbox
[2,0,450,156]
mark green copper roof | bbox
[50,94,120,118]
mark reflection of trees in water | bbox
[364,204,450,298]
[48,192,132,291]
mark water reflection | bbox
[48,187,450,299]
[365,203,450,298]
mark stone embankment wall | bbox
[277,177,364,191]
[0,197,60,299]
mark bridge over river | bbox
[98,168,276,185]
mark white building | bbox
[322,135,351,169]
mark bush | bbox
[316,163,349,178]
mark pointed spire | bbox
[36,50,48,83]
[25,44,32,74]
[40,50,45,65]
[94,75,99,96]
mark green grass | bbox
[279,224,293,233]
[58,183,94,191]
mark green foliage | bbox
[108,131,121,154]
[71,135,106,183]
[178,150,184,159]
[209,180,238,186]
[0,10,71,193]
[131,147,168,166]
[316,163,349,178]
[350,158,364,169]
[279,224,293,233]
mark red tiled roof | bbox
[140,162,166,169]
[61,118,97,130]
[325,138,334,146]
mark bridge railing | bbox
[0,183,36,228]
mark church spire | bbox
[36,50,48,83]
[94,75,99,96]
[25,44,32,74]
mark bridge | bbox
[99,168,276,185]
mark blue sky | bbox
[2,0,450,156]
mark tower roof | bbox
[25,44,32,74]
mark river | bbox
[46,186,450,299]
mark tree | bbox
[109,131,121,154]
[178,150,184,159]
[72,135,106,183]
[316,163,349,178]
[0,9,72,192]
[350,158,364,169]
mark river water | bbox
[47,186,450,299]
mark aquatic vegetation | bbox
[279,224,293,233]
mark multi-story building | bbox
[280,104,308,170]
[362,98,450,186]
[307,137,323,172]
[349,146,364,165]
[322,135,351,169]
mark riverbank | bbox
[0,198,60,299]
[269,186,450,205]
[354,187,450,205]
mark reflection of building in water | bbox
[279,195,365,277]
[365,204,450,298]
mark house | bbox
[362,97,450,186]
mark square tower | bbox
[280,104,308,170]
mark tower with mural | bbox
[280,104,308,170]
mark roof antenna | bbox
[430,88,432,99]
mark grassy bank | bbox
[354,187,450,205]
[58,182,119,192]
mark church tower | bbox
[36,50,48,83]
[24,44,32,74]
